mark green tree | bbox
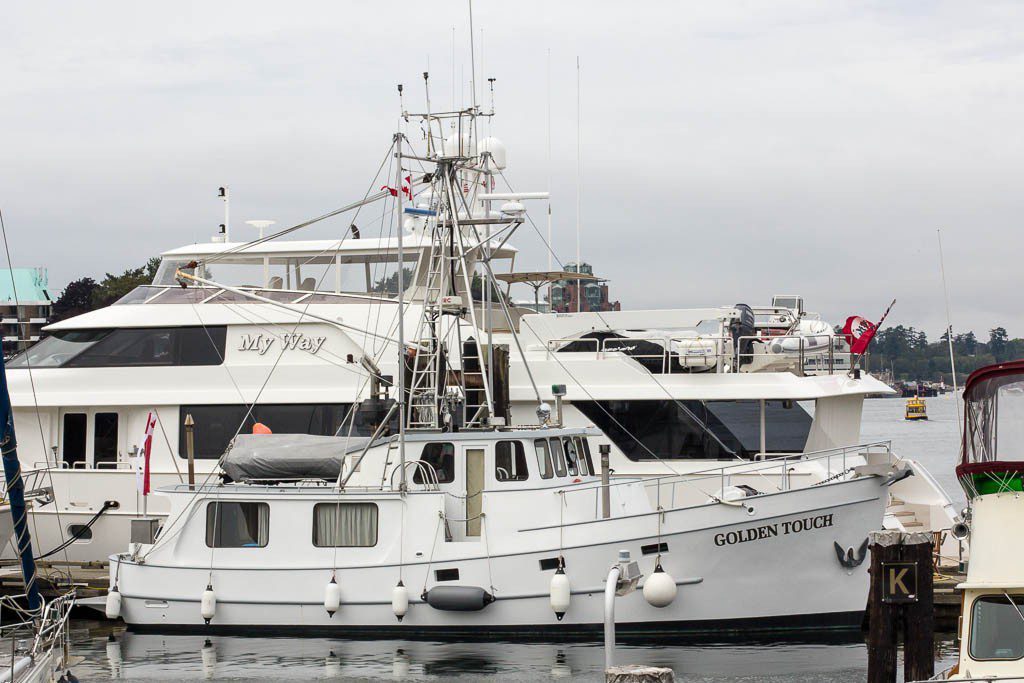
[51,277,98,323]
[91,257,161,308]
[989,327,1009,362]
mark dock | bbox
[0,561,109,601]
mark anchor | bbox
[833,538,869,569]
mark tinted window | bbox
[66,327,226,367]
[414,442,455,484]
[94,413,118,463]
[62,413,87,466]
[574,400,812,461]
[7,330,110,368]
[205,502,269,548]
[495,441,528,481]
[534,439,553,479]
[180,404,350,459]
[970,595,1024,660]
[549,438,567,477]
[312,503,378,547]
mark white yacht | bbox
[96,115,906,636]
[5,116,957,569]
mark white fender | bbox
[201,585,216,624]
[324,576,341,617]
[392,581,409,622]
[643,563,678,608]
[105,585,122,620]
[550,567,571,620]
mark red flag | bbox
[381,176,413,200]
[137,411,156,496]
[843,299,896,355]
[843,316,876,355]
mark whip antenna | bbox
[937,229,962,438]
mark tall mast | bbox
[395,127,407,491]
[575,56,582,313]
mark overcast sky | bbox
[2,1,1022,339]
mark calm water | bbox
[66,396,964,681]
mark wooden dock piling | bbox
[867,530,935,683]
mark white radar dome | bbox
[443,132,474,157]
[477,137,508,170]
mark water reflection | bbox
[67,620,958,681]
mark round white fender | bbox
[643,563,677,608]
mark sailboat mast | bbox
[0,358,42,610]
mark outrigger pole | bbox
[0,356,42,611]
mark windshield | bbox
[966,375,1024,463]
[970,594,1024,660]
[6,330,110,368]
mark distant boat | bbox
[905,396,928,420]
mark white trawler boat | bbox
[930,359,1024,680]
[4,77,958,568]
[97,108,902,635]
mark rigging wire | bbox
[0,205,74,576]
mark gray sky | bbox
[2,1,1022,339]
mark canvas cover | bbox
[222,434,372,482]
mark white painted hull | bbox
[113,476,884,634]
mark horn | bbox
[951,521,970,540]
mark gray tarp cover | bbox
[222,434,372,481]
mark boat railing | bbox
[546,333,851,376]
[556,441,894,509]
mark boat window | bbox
[7,330,110,368]
[180,404,351,459]
[549,438,568,477]
[562,437,580,476]
[969,595,1024,660]
[534,439,554,479]
[312,503,378,547]
[65,327,226,367]
[205,502,269,548]
[94,413,118,463]
[575,400,812,461]
[495,441,528,482]
[152,259,197,286]
[577,437,595,475]
[413,442,455,484]
[61,413,87,467]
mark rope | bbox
[34,501,117,561]
[420,511,444,597]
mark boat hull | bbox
[111,476,885,634]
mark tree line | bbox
[50,257,161,323]
[865,325,1023,382]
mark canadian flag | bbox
[843,299,896,356]
[136,411,156,495]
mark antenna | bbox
[937,229,962,438]
[245,220,275,239]
[546,48,552,277]
[575,56,582,313]
[423,71,433,156]
[218,186,230,242]
[468,0,478,112]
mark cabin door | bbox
[465,447,485,538]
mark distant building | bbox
[550,262,621,313]
[0,268,52,357]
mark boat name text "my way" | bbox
[713,514,834,547]
[238,333,327,355]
